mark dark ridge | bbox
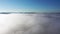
[0,12,41,14]
[0,12,60,14]
[0,12,10,14]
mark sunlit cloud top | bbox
[0,0,60,12]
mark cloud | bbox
[0,14,60,34]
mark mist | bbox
[0,13,60,34]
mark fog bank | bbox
[0,14,60,34]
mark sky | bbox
[0,0,60,13]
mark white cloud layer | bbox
[0,14,60,34]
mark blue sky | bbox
[0,0,60,12]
